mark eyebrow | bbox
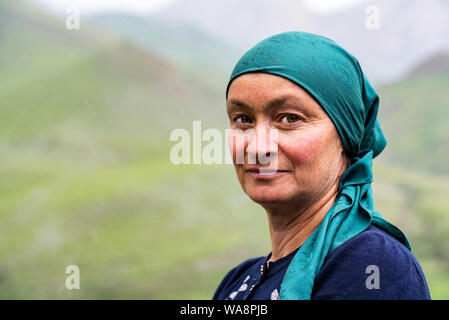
[227,95,306,113]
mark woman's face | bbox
[226,73,349,208]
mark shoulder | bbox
[323,224,413,266]
[212,255,265,300]
[311,225,431,300]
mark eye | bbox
[280,114,301,124]
[233,115,252,124]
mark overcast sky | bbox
[28,0,371,15]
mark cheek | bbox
[281,131,328,166]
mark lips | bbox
[245,167,290,173]
[245,167,290,178]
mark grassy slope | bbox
[0,1,243,299]
[378,61,449,175]
[373,164,449,298]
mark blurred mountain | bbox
[0,1,226,144]
[153,0,449,82]
[89,14,242,79]
[406,53,449,78]
[152,0,314,48]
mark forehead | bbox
[227,72,324,114]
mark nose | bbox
[245,127,279,165]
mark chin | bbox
[245,187,294,205]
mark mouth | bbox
[245,168,290,178]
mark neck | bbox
[264,181,340,263]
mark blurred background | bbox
[1,0,448,299]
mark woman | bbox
[213,31,430,300]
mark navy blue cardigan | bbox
[213,225,431,300]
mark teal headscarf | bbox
[225,31,411,300]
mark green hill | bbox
[378,56,449,175]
